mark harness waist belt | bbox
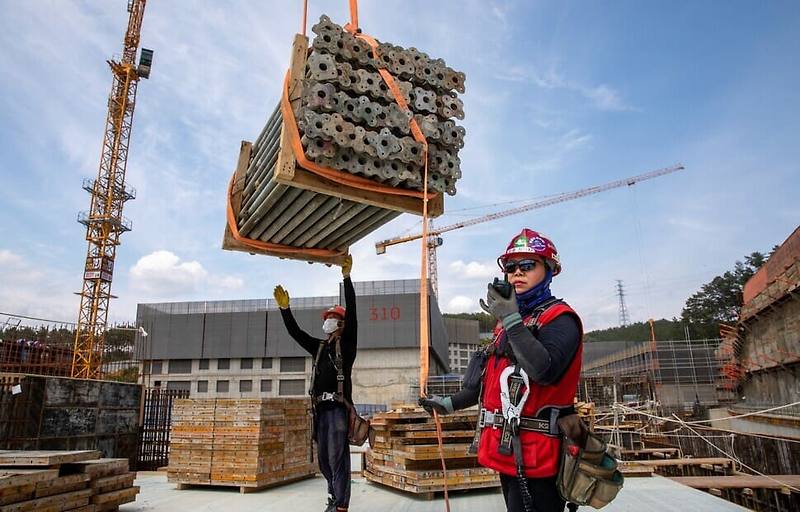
[314,391,341,402]
[478,406,573,437]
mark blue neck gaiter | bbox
[515,267,553,317]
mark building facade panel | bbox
[135,280,469,402]
[202,313,233,359]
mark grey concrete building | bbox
[443,317,481,375]
[134,280,471,407]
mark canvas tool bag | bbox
[556,415,624,509]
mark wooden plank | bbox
[275,166,443,216]
[34,473,89,498]
[231,141,254,216]
[0,487,93,512]
[0,451,101,467]
[69,506,96,512]
[0,485,34,507]
[0,470,58,490]
[274,34,308,184]
[63,459,129,479]
[90,486,139,506]
[90,473,135,494]
[620,448,681,455]
[669,475,800,490]
[619,457,733,468]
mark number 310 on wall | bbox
[369,307,401,321]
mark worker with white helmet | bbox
[274,254,357,512]
[420,229,584,512]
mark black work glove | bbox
[418,395,454,416]
[479,282,522,330]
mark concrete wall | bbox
[0,374,142,462]
[351,348,420,405]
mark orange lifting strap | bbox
[335,2,448,509]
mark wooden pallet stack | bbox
[364,407,499,496]
[167,398,316,493]
[0,450,139,512]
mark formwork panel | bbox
[0,374,142,464]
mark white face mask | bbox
[322,318,341,334]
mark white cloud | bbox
[0,249,22,266]
[519,128,593,173]
[129,250,243,298]
[447,295,477,312]
[582,84,629,112]
[130,251,207,296]
[209,275,245,290]
[448,260,497,279]
[0,248,74,322]
[496,66,635,112]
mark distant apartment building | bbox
[443,317,481,375]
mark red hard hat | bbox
[497,228,561,276]
[322,305,346,320]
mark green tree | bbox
[681,252,766,338]
[585,318,687,342]
[443,312,496,333]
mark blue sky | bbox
[1,1,798,332]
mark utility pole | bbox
[616,279,630,327]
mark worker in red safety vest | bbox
[420,229,583,512]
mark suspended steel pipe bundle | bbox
[223,15,466,264]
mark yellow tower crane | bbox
[375,164,685,296]
[72,0,153,379]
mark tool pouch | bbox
[347,402,375,448]
[556,416,623,509]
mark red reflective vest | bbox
[477,301,583,478]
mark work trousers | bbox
[500,473,566,512]
[315,404,351,509]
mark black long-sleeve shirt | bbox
[279,276,358,405]
[451,313,581,411]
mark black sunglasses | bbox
[503,259,539,274]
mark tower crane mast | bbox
[375,164,684,296]
[72,0,153,379]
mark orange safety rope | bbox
[301,0,309,37]
[343,0,359,33]
[225,175,346,258]
[343,3,451,509]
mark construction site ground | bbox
[126,472,747,511]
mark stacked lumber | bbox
[0,450,139,512]
[167,398,316,493]
[364,407,499,495]
[65,458,139,512]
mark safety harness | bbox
[309,335,374,448]
[310,335,345,406]
[470,298,576,512]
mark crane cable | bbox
[302,2,451,510]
